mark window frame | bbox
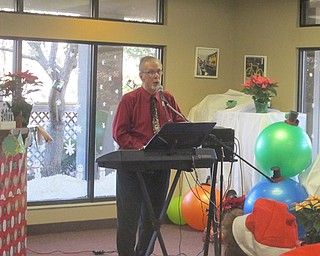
[300,0,320,27]
[298,48,320,162]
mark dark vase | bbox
[253,99,268,113]
[11,99,32,128]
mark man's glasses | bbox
[142,70,163,76]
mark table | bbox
[0,130,28,255]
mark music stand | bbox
[145,122,216,152]
[141,122,216,255]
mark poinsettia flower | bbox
[306,195,320,201]
[242,75,278,103]
[7,70,39,84]
[0,70,42,98]
[242,80,252,88]
[295,201,311,211]
[314,202,320,209]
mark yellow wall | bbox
[232,0,320,111]
[0,0,319,225]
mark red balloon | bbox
[181,184,220,231]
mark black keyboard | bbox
[96,148,216,171]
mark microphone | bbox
[157,84,167,107]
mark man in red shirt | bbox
[112,56,185,255]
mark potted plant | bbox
[242,75,278,113]
[0,70,42,127]
[291,195,320,244]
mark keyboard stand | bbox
[138,168,184,256]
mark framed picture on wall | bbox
[194,47,219,78]
[244,55,267,82]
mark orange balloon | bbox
[181,184,220,231]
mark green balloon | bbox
[167,196,186,225]
[255,122,312,178]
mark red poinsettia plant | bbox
[242,75,278,103]
[0,70,42,126]
[0,70,42,100]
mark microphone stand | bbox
[160,95,190,122]
[164,101,189,122]
[157,85,190,122]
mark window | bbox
[23,41,91,202]
[98,0,163,23]
[1,38,163,203]
[0,39,14,76]
[23,0,92,17]
[12,0,164,23]
[298,49,320,161]
[0,0,14,12]
[94,45,161,198]
[300,0,320,26]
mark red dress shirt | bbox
[112,86,185,149]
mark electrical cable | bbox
[177,175,184,255]
[27,248,90,255]
[27,247,117,255]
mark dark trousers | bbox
[116,168,170,256]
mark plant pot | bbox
[11,100,32,128]
[254,100,268,113]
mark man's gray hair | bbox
[139,56,162,71]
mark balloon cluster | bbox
[244,111,312,238]
[167,184,220,231]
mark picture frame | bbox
[244,55,267,82]
[194,47,219,78]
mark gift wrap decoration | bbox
[0,134,27,255]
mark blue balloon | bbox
[244,178,308,214]
[243,178,309,240]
